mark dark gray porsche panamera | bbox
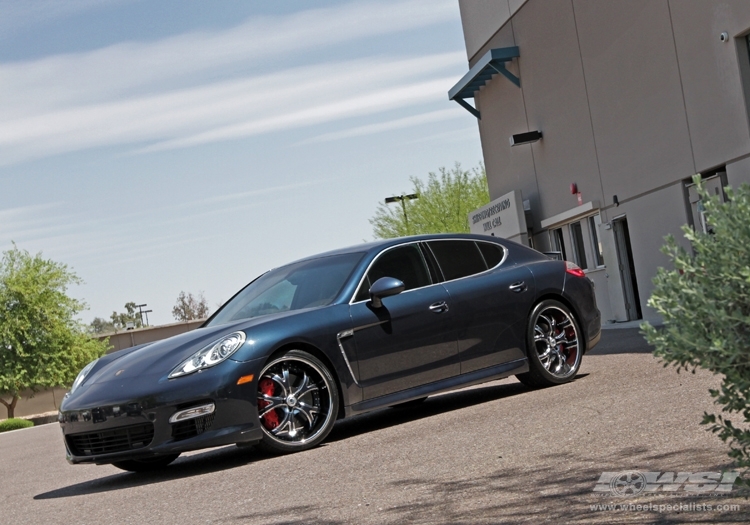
[59,234,600,471]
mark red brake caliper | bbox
[564,326,576,364]
[258,378,280,430]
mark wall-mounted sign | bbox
[468,189,527,243]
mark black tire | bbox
[516,299,583,388]
[111,454,179,472]
[256,349,339,454]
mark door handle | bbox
[509,281,527,293]
[429,301,449,313]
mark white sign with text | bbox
[468,189,527,243]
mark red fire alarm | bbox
[570,183,578,195]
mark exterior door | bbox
[612,217,641,320]
[426,239,534,373]
[348,244,459,400]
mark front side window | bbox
[354,244,431,302]
[207,252,364,326]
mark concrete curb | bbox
[26,412,59,426]
[3,411,60,427]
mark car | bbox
[59,233,601,471]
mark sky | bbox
[0,0,483,327]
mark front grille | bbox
[171,413,215,441]
[66,423,154,456]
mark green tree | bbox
[88,302,145,333]
[642,176,750,486]
[370,163,490,238]
[0,246,108,418]
[88,316,115,335]
[172,291,210,321]
[110,302,142,330]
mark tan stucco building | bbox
[451,0,750,323]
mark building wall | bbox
[104,319,206,352]
[459,0,528,60]
[457,0,750,323]
[670,0,750,172]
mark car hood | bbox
[84,307,325,386]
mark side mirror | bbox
[369,277,405,308]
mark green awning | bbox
[448,47,520,119]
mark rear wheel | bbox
[516,300,582,388]
[256,349,339,454]
[112,454,179,472]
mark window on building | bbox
[550,228,566,260]
[588,215,605,267]
[741,34,750,130]
[686,173,727,234]
[569,221,588,270]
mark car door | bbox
[348,243,459,400]
[425,239,535,374]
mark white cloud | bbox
[182,180,330,207]
[0,0,457,115]
[299,108,464,144]
[403,126,480,145]
[0,0,134,37]
[0,0,465,165]
[0,51,464,164]
[0,180,332,262]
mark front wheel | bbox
[516,300,583,388]
[256,349,339,454]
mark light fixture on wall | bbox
[613,195,619,207]
[509,130,542,147]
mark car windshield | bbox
[206,252,365,326]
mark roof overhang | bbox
[540,201,600,230]
[448,46,520,119]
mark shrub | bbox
[642,176,750,487]
[0,418,34,432]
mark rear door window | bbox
[477,241,504,269]
[427,240,488,281]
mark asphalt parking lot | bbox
[1,327,748,524]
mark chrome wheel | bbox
[257,351,338,452]
[532,305,580,379]
[517,299,583,388]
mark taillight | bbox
[565,261,586,278]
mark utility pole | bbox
[135,303,153,327]
[385,193,419,235]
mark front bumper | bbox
[59,358,264,465]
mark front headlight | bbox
[169,331,246,378]
[70,359,99,394]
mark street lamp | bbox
[135,303,153,327]
[385,193,419,235]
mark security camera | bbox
[720,32,729,42]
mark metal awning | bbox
[448,46,520,119]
